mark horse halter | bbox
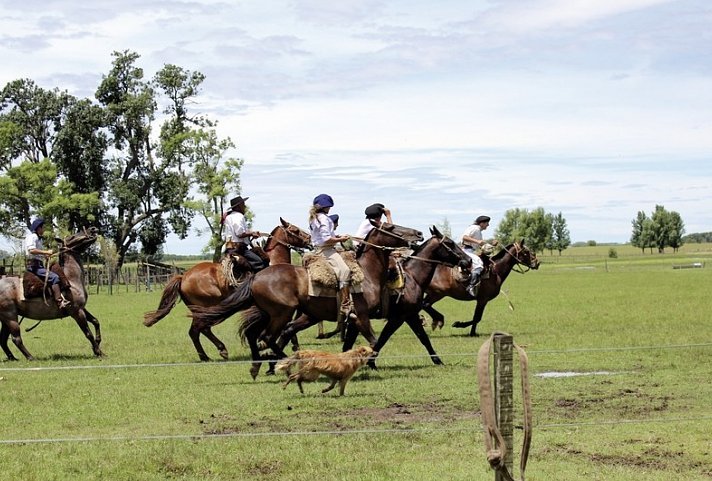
[403,236,466,269]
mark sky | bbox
[1,0,711,255]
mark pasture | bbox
[1,247,711,480]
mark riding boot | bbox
[466,270,481,297]
[51,284,71,309]
[339,286,353,317]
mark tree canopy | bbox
[0,50,243,267]
[630,205,685,253]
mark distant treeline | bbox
[683,232,712,243]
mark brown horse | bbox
[421,240,540,337]
[143,218,311,361]
[369,226,472,366]
[190,222,424,378]
[0,227,102,360]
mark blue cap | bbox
[313,194,334,208]
[30,218,45,233]
[328,214,339,224]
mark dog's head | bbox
[351,345,376,363]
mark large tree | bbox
[496,207,559,253]
[630,206,684,254]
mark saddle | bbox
[21,265,72,299]
[303,251,364,296]
[220,255,252,287]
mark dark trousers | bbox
[27,262,60,285]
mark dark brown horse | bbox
[190,222,424,378]
[422,240,540,337]
[0,227,102,360]
[143,218,311,361]
[369,226,472,366]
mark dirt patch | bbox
[342,401,481,428]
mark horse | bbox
[421,240,540,337]
[0,227,102,360]
[189,222,424,378]
[369,226,472,366]
[142,218,312,361]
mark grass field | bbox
[0,246,711,480]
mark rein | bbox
[500,244,533,274]
[263,225,310,255]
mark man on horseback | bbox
[23,218,71,309]
[353,202,393,247]
[460,215,498,296]
[222,195,268,272]
[309,194,354,316]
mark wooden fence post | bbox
[493,333,514,481]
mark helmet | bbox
[313,194,334,208]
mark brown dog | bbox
[276,345,375,396]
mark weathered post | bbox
[493,332,514,481]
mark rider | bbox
[222,195,268,271]
[309,194,353,316]
[353,203,393,247]
[23,218,71,309]
[460,215,498,296]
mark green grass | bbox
[1,252,711,480]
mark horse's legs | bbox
[200,327,229,360]
[188,318,212,361]
[244,322,265,380]
[342,294,376,352]
[370,315,405,368]
[1,318,33,360]
[71,309,103,357]
[83,309,102,347]
[0,322,20,361]
[421,294,446,330]
[469,302,487,337]
[404,314,442,365]
[280,313,318,348]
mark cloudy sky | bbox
[2,0,711,254]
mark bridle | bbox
[353,224,420,252]
[400,236,467,269]
[263,223,311,255]
[500,243,537,274]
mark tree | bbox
[496,207,557,253]
[495,208,529,245]
[667,211,685,252]
[550,211,571,255]
[436,217,452,238]
[630,210,648,253]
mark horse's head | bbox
[279,217,312,249]
[427,226,472,269]
[57,227,100,254]
[374,221,424,248]
[507,239,540,270]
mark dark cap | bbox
[328,214,339,224]
[475,215,491,224]
[364,203,385,218]
[30,218,45,233]
[313,194,334,208]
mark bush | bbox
[608,247,618,258]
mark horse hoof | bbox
[219,350,229,360]
[199,356,211,362]
[432,357,444,365]
[249,366,260,380]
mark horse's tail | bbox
[238,305,269,346]
[189,275,255,326]
[143,275,183,327]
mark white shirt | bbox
[309,213,335,247]
[353,219,375,246]
[223,211,249,245]
[24,231,44,261]
[460,224,483,249]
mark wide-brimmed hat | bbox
[364,203,385,218]
[313,194,334,208]
[230,196,248,210]
[30,218,45,233]
[475,215,491,224]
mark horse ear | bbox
[280,217,288,227]
[519,238,526,246]
[430,225,443,238]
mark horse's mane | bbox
[490,243,517,261]
[355,226,378,258]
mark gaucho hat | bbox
[475,215,491,224]
[230,196,248,210]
